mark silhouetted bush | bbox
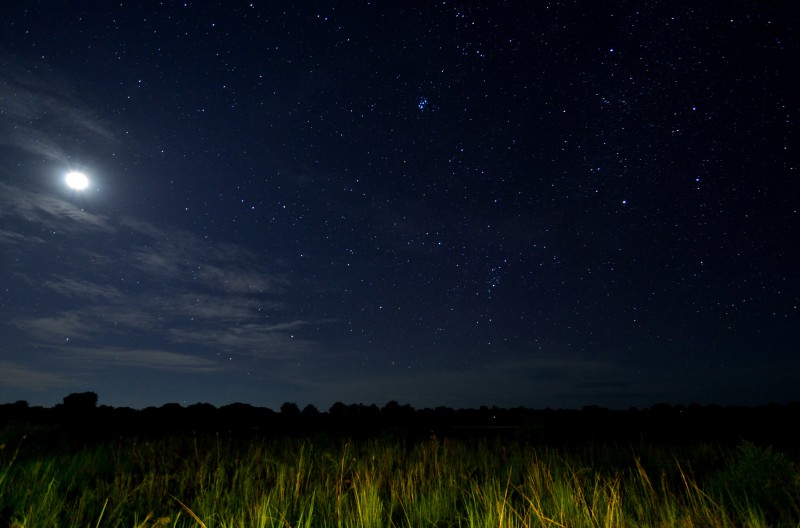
[706,441,800,525]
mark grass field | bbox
[1,430,798,527]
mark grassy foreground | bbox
[1,432,798,527]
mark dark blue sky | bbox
[1,1,798,410]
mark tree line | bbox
[1,392,798,447]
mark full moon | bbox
[65,171,90,190]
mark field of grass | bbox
[1,430,798,527]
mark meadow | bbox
[1,429,798,527]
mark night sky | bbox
[1,2,798,411]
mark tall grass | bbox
[0,433,796,527]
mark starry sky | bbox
[1,1,798,410]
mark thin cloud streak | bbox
[41,277,124,302]
[63,347,221,372]
[0,182,114,234]
[168,325,322,360]
[0,361,72,391]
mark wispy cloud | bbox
[63,347,220,372]
[168,324,321,359]
[2,180,330,383]
[0,228,46,245]
[16,312,105,342]
[41,277,124,302]
[195,263,281,293]
[120,218,288,294]
[0,182,114,234]
[0,57,116,161]
[0,361,72,391]
[17,306,159,343]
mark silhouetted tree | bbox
[62,392,98,411]
[329,401,348,416]
[301,404,320,417]
[280,402,300,415]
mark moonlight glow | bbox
[65,171,90,190]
